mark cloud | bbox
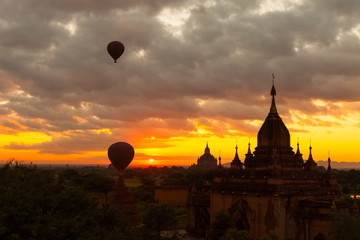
[4,129,115,154]
[1,0,360,159]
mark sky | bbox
[1,0,360,167]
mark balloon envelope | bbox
[108,142,134,171]
[107,41,125,63]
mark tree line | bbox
[0,162,180,240]
[2,162,360,240]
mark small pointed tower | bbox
[231,142,243,170]
[324,152,337,184]
[218,150,222,167]
[295,138,304,166]
[108,174,142,226]
[304,141,319,177]
[295,138,301,156]
[327,152,332,171]
[250,74,295,174]
[205,142,210,154]
[244,138,253,168]
[257,74,290,149]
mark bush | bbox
[143,203,177,240]
[210,212,234,240]
[0,162,128,240]
[220,229,250,240]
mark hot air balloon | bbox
[108,142,134,171]
[107,41,125,63]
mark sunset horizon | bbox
[2,82,360,168]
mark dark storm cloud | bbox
[1,0,360,154]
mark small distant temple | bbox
[188,79,347,240]
[193,142,219,170]
[108,175,141,226]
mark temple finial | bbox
[308,139,313,161]
[247,137,251,154]
[271,74,276,96]
[296,137,300,155]
[218,150,222,167]
[205,141,210,154]
[272,73,275,84]
[233,142,240,162]
[328,150,332,170]
[270,74,277,113]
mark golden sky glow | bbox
[1,98,360,167]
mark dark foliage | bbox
[220,229,250,240]
[131,185,155,203]
[335,169,360,194]
[160,172,187,186]
[81,172,116,194]
[0,162,128,240]
[143,203,177,240]
[210,212,234,240]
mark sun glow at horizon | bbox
[1,98,360,166]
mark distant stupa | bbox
[108,174,141,226]
[195,142,218,170]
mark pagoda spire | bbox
[327,151,332,171]
[324,151,336,179]
[231,140,242,170]
[257,77,291,149]
[270,73,277,114]
[304,140,318,172]
[244,138,253,167]
[296,138,301,155]
[205,141,210,154]
[247,139,251,155]
[308,139,313,161]
[235,142,239,159]
[218,150,222,167]
[294,138,304,166]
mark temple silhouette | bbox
[188,79,348,240]
[192,142,219,170]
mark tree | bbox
[220,229,250,240]
[210,212,234,240]
[140,176,155,187]
[342,183,351,194]
[81,172,116,200]
[0,162,129,240]
[160,172,187,186]
[143,203,177,240]
[256,231,278,240]
[59,168,81,184]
